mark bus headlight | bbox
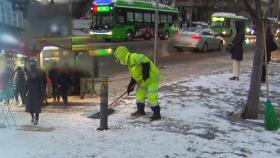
[89,30,94,35]
[89,31,112,35]
[107,31,112,35]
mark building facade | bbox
[0,0,30,67]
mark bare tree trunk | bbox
[241,0,264,119]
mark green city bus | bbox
[210,12,248,36]
[89,0,179,41]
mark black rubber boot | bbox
[31,113,34,123]
[150,105,161,121]
[34,113,39,125]
[131,103,145,117]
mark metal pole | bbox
[190,0,192,27]
[93,57,99,94]
[68,0,73,35]
[153,0,159,65]
[93,57,99,78]
[97,75,109,131]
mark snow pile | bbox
[1,69,280,158]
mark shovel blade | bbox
[87,108,116,119]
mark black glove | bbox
[127,78,136,95]
[142,62,150,81]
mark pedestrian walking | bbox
[24,60,44,125]
[229,21,245,81]
[114,46,162,121]
[13,67,26,106]
[262,27,278,83]
[48,63,59,102]
[57,64,72,107]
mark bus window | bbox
[92,13,112,30]
[168,15,173,26]
[144,13,151,23]
[160,15,167,23]
[211,21,224,28]
[127,12,134,22]
[116,9,125,24]
[152,13,155,22]
[225,19,230,28]
[118,16,125,23]
[135,12,143,22]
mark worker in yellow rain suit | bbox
[114,46,162,121]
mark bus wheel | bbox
[163,31,169,40]
[125,31,133,41]
[144,33,151,40]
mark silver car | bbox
[174,28,224,52]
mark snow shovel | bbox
[265,99,280,130]
[87,91,128,119]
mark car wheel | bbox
[202,43,208,53]
[217,42,223,51]
[125,31,133,41]
[175,47,183,52]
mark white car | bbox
[174,28,224,52]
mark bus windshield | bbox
[211,21,225,28]
[92,13,112,30]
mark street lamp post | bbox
[153,0,159,65]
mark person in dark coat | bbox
[48,63,59,102]
[57,64,72,107]
[13,67,26,105]
[262,27,278,83]
[229,21,245,81]
[25,61,44,125]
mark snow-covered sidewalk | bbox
[1,65,280,158]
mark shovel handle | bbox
[108,91,128,107]
[108,84,136,107]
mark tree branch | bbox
[242,0,258,20]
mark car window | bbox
[202,31,211,35]
[209,30,216,36]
